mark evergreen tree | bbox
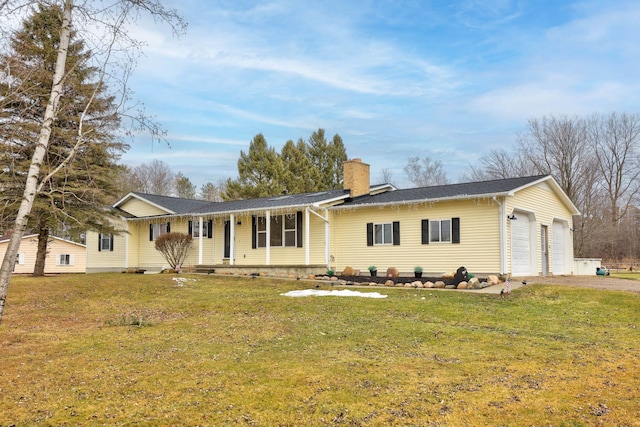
[224,133,284,199]
[0,4,126,275]
[307,128,347,191]
[281,138,318,194]
[175,172,196,198]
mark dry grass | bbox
[1,273,639,426]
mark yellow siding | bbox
[507,181,575,275]
[331,198,501,275]
[85,217,128,273]
[1,236,86,274]
[119,198,169,217]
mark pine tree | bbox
[281,138,318,194]
[224,133,284,199]
[0,4,126,275]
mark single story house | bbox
[86,159,580,277]
[0,234,86,274]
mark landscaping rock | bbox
[385,280,395,287]
[487,275,499,286]
[424,281,434,288]
[413,281,424,288]
[434,281,445,288]
[441,271,455,280]
[469,277,481,289]
[445,284,457,289]
[342,266,355,276]
[457,281,468,289]
[386,267,400,277]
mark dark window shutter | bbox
[110,234,114,251]
[207,220,213,238]
[252,216,257,249]
[392,221,400,245]
[98,233,102,252]
[452,217,460,244]
[421,220,429,244]
[166,222,170,233]
[188,220,193,236]
[149,224,153,241]
[367,223,374,246]
[296,211,303,247]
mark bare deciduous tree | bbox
[131,159,175,195]
[403,156,449,187]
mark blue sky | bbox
[123,0,640,190]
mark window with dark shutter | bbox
[392,221,400,245]
[452,217,460,244]
[367,223,374,246]
[421,220,429,244]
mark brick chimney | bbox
[343,158,370,198]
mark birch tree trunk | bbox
[0,0,73,323]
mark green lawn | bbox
[1,273,639,426]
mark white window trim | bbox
[57,254,74,266]
[430,219,452,243]
[374,223,393,245]
[256,214,298,248]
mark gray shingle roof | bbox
[342,175,550,207]
[130,192,216,215]
[125,176,555,218]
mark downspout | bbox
[325,208,330,270]
[308,206,331,270]
[493,196,507,275]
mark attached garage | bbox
[511,214,533,276]
[552,221,566,274]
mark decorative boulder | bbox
[385,280,395,287]
[441,271,455,280]
[424,281,434,288]
[457,281,468,289]
[487,275,500,286]
[469,277,481,289]
[386,267,400,278]
[413,281,424,288]
[434,281,446,288]
[342,266,355,276]
[445,284,457,289]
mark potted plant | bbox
[414,266,423,278]
[368,266,377,277]
[326,269,335,277]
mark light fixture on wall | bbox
[508,214,517,220]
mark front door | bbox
[541,225,549,276]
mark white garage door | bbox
[511,216,532,276]
[552,222,565,274]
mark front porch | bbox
[194,264,327,278]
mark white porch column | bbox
[305,207,310,265]
[230,213,235,265]
[124,221,129,269]
[198,217,203,265]
[265,210,271,265]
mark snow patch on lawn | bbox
[282,289,388,298]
